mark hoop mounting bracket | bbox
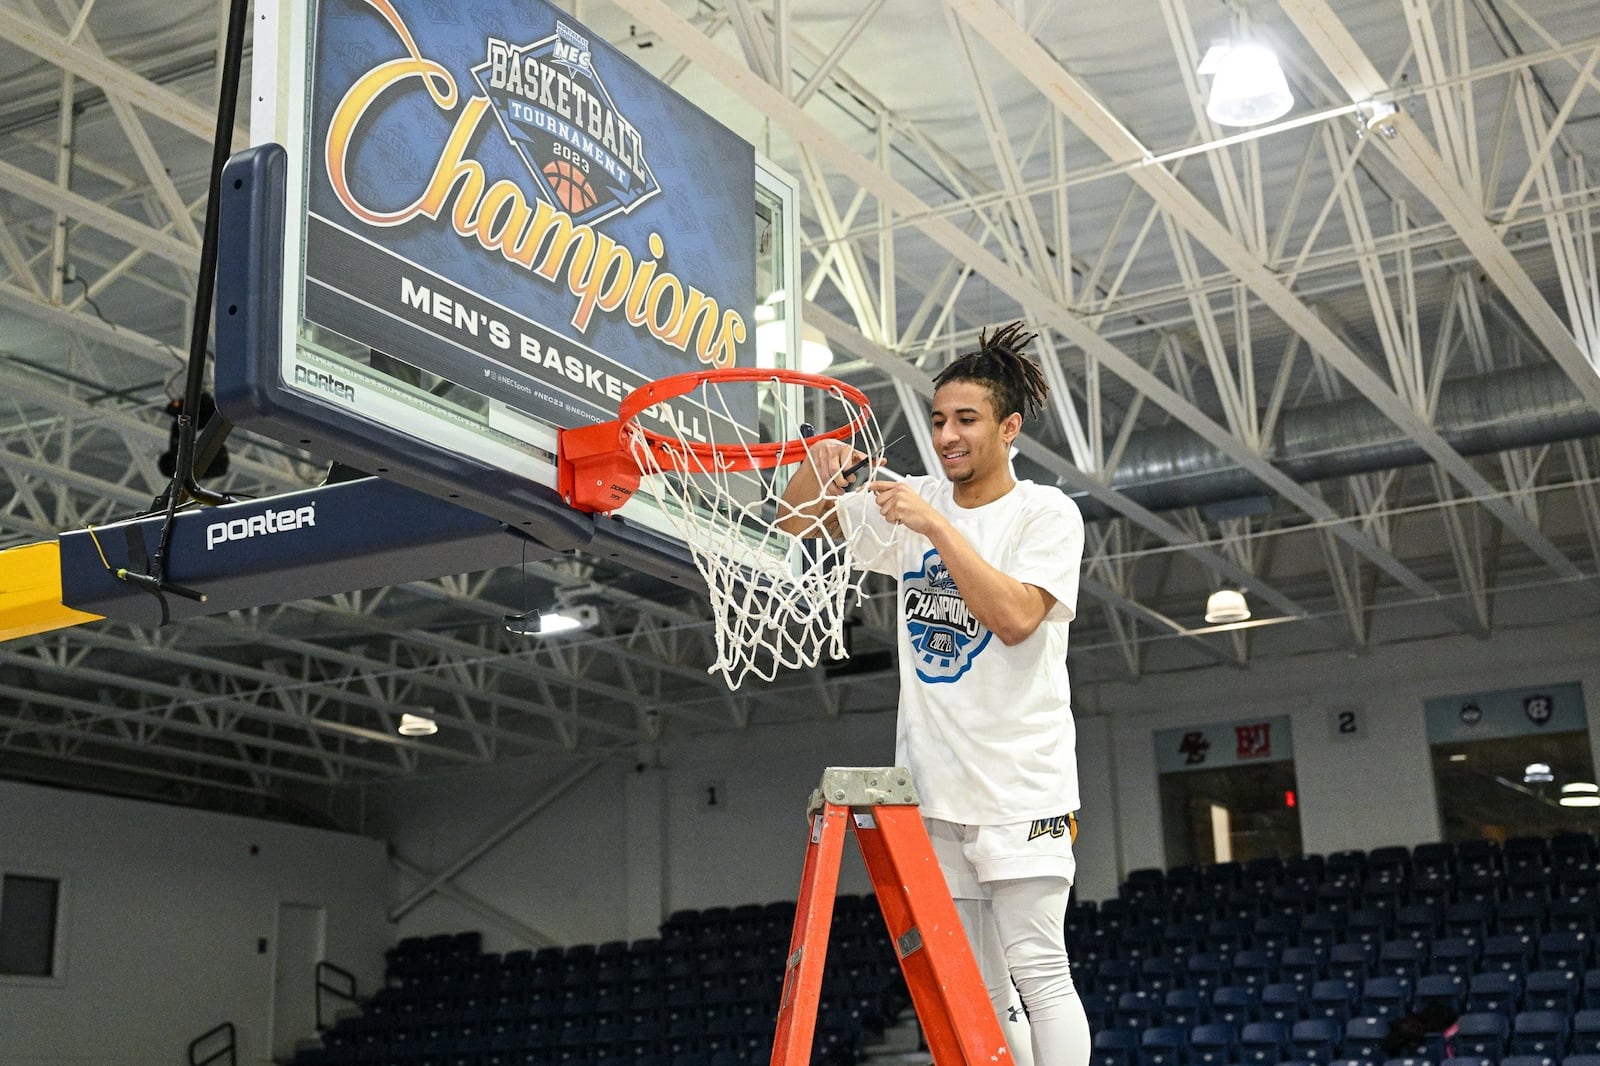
[557,419,640,514]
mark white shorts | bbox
[926,813,1078,899]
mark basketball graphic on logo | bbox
[543,160,597,214]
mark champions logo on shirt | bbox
[903,551,991,683]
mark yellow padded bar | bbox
[0,541,103,641]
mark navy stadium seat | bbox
[1571,1010,1600,1055]
[1547,900,1598,936]
[1468,971,1524,1016]
[1233,950,1278,991]
[1394,904,1441,945]
[1510,1011,1569,1058]
[1292,1018,1345,1065]
[1499,901,1547,939]
[1299,913,1344,954]
[1452,1012,1512,1063]
[1280,946,1326,991]
[1213,985,1260,1028]
[1359,977,1409,1020]
[1261,982,1309,1024]
[1188,1023,1237,1066]
[1187,953,1228,995]
[1377,940,1427,982]
[1140,1025,1187,1066]
[1540,932,1593,973]
[1525,969,1581,1013]
[1484,935,1538,979]
[1414,973,1467,1012]
[1446,901,1498,944]
[1091,1027,1137,1066]
[1328,944,1373,985]
[1342,1016,1389,1062]
[1432,936,1482,977]
[1310,980,1358,1024]
[1163,988,1208,1029]
[1114,990,1161,1032]
[1238,1021,1293,1065]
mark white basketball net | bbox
[624,374,889,690]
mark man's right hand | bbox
[777,438,867,537]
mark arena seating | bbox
[295,832,1599,1066]
[292,896,905,1066]
[1066,832,1600,1066]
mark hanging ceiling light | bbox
[754,310,835,372]
[503,604,599,636]
[1523,762,1554,784]
[1560,782,1600,807]
[1198,42,1294,127]
[1204,588,1251,624]
[397,712,438,736]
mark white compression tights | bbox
[954,877,1092,1066]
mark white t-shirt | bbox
[841,476,1085,825]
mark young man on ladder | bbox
[780,322,1091,1066]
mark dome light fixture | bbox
[1560,781,1600,807]
[1523,762,1554,784]
[1204,588,1251,624]
[1198,42,1294,127]
[397,712,438,737]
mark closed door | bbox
[271,902,326,1060]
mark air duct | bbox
[1071,362,1600,521]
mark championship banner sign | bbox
[1155,715,1294,775]
[1424,681,1589,743]
[303,0,756,430]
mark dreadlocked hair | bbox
[932,320,1050,423]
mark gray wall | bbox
[0,781,389,1066]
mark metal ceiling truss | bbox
[0,0,1597,810]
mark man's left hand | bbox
[865,482,944,537]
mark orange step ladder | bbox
[770,766,1016,1066]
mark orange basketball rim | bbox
[556,367,873,515]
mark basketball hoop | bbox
[558,367,890,689]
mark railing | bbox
[187,1021,236,1066]
[315,959,358,1031]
